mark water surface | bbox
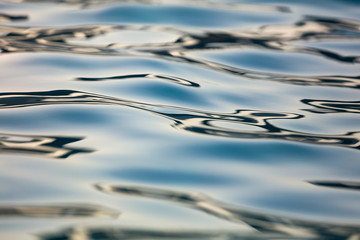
[1,0,360,239]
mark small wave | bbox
[94,183,360,239]
[1,17,359,89]
[0,132,93,159]
[308,180,360,192]
[0,13,27,22]
[302,99,360,114]
[39,227,303,240]
[5,0,291,13]
[0,90,359,150]
[76,73,200,87]
[1,1,359,239]
[0,203,119,218]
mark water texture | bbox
[0,0,360,239]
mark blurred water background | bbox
[0,0,360,239]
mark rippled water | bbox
[1,0,360,239]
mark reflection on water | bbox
[0,132,93,159]
[1,90,359,150]
[5,0,291,13]
[11,183,358,239]
[39,227,318,240]
[1,16,359,89]
[0,204,119,218]
[302,99,360,114]
[0,13,27,22]
[1,0,360,239]
[76,73,200,87]
[308,181,360,192]
[90,183,359,239]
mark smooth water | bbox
[1,0,360,239]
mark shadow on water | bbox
[1,16,359,89]
[0,90,359,150]
[0,132,93,159]
[0,203,119,218]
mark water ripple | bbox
[39,227,307,240]
[0,90,359,150]
[1,1,360,239]
[308,181,360,192]
[1,17,359,89]
[76,73,200,87]
[0,203,119,218]
[5,0,291,13]
[94,183,360,239]
[302,99,360,114]
[0,13,27,22]
[0,132,93,159]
